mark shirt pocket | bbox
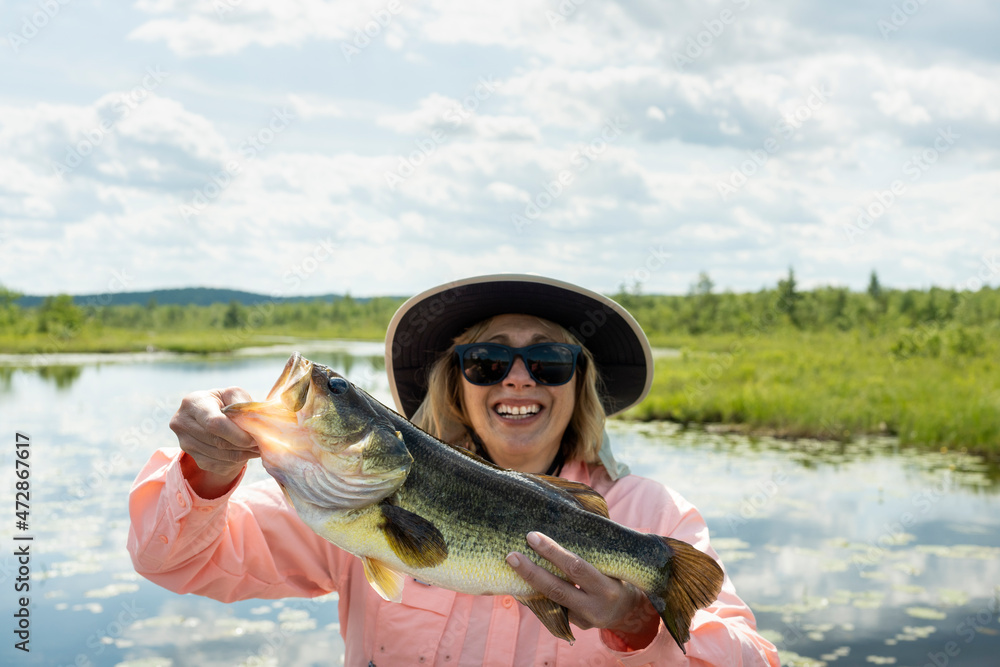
[369,579,457,666]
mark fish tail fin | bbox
[646,536,724,654]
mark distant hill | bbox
[15,287,401,308]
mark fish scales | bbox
[388,413,665,592]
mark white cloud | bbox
[486,182,530,203]
[873,90,932,126]
[128,0,408,56]
[287,94,343,120]
[1,0,997,297]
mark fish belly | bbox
[311,506,534,595]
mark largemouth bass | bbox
[223,352,723,651]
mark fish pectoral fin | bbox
[515,594,575,644]
[362,557,406,603]
[379,503,448,568]
[530,474,610,519]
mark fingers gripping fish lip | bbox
[221,353,315,436]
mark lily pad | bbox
[938,588,969,607]
[779,651,827,667]
[905,607,948,620]
[85,583,140,598]
[891,584,925,594]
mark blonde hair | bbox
[411,315,607,465]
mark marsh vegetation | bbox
[2,271,997,453]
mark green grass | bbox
[624,331,1000,455]
[4,324,999,456]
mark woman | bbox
[128,274,779,666]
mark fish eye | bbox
[327,377,350,395]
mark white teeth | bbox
[495,404,540,416]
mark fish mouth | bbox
[222,354,361,440]
[268,351,314,409]
[222,352,314,449]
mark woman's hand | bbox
[506,531,661,649]
[169,387,259,499]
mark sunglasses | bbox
[454,342,582,387]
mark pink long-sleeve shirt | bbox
[128,448,779,666]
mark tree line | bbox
[2,270,998,350]
[613,270,999,335]
[0,286,406,343]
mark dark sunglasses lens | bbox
[459,343,579,386]
[461,345,511,385]
[526,345,576,385]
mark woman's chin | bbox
[482,428,560,471]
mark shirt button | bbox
[502,596,514,608]
[158,535,168,544]
[176,493,186,507]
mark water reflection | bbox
[0,364,85,392]
[0,352,997,666]
[37,364,84,389]
[0,340,389,393]
[613,422,1000,666]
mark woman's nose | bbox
[503,355,535,386]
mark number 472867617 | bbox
[15,432,29,530]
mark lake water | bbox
[1,343,998,667]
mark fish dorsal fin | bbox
[379,503,448,568]
[529,474,610,519]
[362,557,406,602]
[515,594,575,644]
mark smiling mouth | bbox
[494,403,542,420]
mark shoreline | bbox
[616,413,1000,462]
[0,338,386,367]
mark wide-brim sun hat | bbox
[385,273,654,419]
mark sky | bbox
[1,0,998,298]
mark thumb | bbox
[218,386,254,406]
